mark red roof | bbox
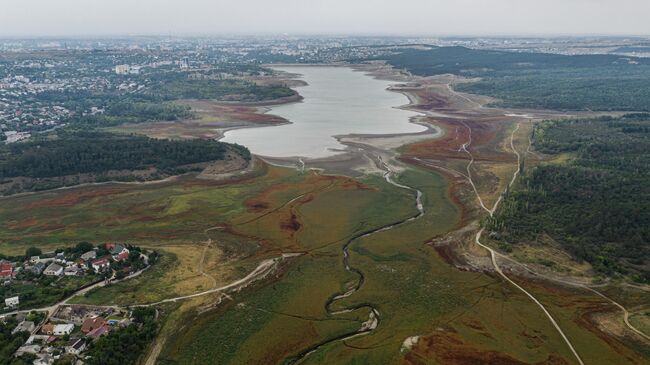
[91,258,109,266]
[0,263,15,277]
[115,251,129,262]
[87,325,109,338]
[82,317,106,334]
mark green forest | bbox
[485,114,650,282]
[146,78,295,102]
[71,102,194,127]
[0,131,250,179]
[381,46,650,111]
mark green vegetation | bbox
[72,251,174,306]
[456,68,650,111]
[1,242,153,312]
[1,276,95,311]
[0,131,249,189]
[147,78,295,102]
[486,114,650,281]
[381,46,650,111]
[70,102,194,127]
[0,317,29,365]
[1,161,648,363]
[85,307,158,365]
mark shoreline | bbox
[220,63,444,172]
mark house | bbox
[108,244,129,260]
[114,250,130,262]
[41,324,55,335]
[91,258,110,272]
[4,296,19,308]
[52,305,90,325]
[53,323,74,335]
[12,320,35,334]
[87,325,109,339]
[64,266,83,276]
[81,317,106,334]
[80,250,97,262]
[0,262,15,278]
[33,354,54,365]
[31,262,46,275]
[65,338,86,355]
[44,263,63,276]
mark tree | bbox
[74,242,94,253]
[25,247,42,258]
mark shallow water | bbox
[221,66,424,158]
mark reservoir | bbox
[221,66,425,158]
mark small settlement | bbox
[1,243,149,312]
[6,305,135,364]
[0,242,156,364]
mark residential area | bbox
[2,304,156,365]
[0,242,157,364]
[1,242,153,313]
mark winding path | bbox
[132,254,297,307]
[464,122,586,365]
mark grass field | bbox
[2,155,648,364]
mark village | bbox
[0,242,157,364]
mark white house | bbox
[65,338,86,355]
[4,296,19,308]
[64,266,83,276]
[91,258,110,272]
[80,251,97,262]
[44,263,63,276]
[53,323,74,335]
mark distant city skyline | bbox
[2,0,650,37]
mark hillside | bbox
[485,114,650,282]
[0,131,250,194]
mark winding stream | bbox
[285,156,425,363]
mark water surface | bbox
[221,66,424,158]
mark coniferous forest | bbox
[486,114,650,282]
[0,131,250,179]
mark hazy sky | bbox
[3,0,650,37]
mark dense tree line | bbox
[0,318,30,365]
[0,131,249,179]
[380,46,650,111]
[380,46,650,76]
[146,77,295,102]
[486,115,650,282]
[70,101,194,127]
[456,68,650,111]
